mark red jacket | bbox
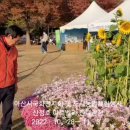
[0,36,18,88]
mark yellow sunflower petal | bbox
[86,33,91,42]
[116,38,122,46]
[96,44,100,52]
[98,29,107,40]
[112,40,116,45]
[119,21,130,35]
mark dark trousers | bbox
[83,41,87,50]
[41,42,47,52]
[0,84,15,130]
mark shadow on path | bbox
[18,51,61,82]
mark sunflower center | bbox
[122,22,130,30]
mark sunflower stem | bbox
[126,36,130,104]
[115,77,121,102]
[104,54,107,97]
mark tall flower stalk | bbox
[126,36,130,103]
[104,52,107,97]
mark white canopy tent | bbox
[88,0,130,32]
[60,1,108,31]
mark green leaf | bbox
[117,45,123,54]
[128,67,130,76]
[123,46,128,55]
[97,67,106,76]
[128,89,130,99]
[111,19,116,22]
[93,53,100,59]
[109,25,118,32]
[114,65,127,77]
[121,89,127,97]
[107,85,117,96]
[107,32,112,39]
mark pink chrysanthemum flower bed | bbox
[20,75,130,130]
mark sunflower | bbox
[116,35,122,46]
[119,21,130,35]
[116,8,123,17]
[103,39,106,44]
[86,33,91,42]
[112,40,116,45]
[98,29,107,40]
[96,44,100,52]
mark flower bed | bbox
[19,75,130,130]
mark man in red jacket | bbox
[0,25,24,130]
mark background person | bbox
[40,32,48,53]
[83,33,87,50]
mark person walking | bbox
[83,33,87,50]
[0,25,24,130]
[40,32,48,53]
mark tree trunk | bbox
[47,25,49,36]
[26,30,31,46]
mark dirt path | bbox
[0,45,87,130]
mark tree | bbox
[0,0,123,36]
[97,0,123,12]
[45,0,61,27]
[67,0,123,17]
[0,0,9,24]
[68,0,90,17]
[0,0,50,46]
[58,0,75,25]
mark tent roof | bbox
[88,0,130,32]
[60,1,108,31]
